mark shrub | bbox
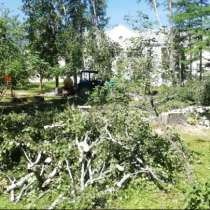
[89,77,129,105]
[201,82,210,106]
[156,79,210,112]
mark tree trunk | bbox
[90,0,98,27]
[189,32,193,79]
[10,86,14,97]
[73,71,77,88]
[152,0,162,29]
[55,76,59,88]
[168,0,176,85]
[40,75,43,91]
[199,48,203,80]
[199,0,203,80]
[180,50,185,86]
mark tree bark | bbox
[73,71,77,88]
[199,47,203,80]
[189,32,193,79]
[152,0,162,30]
[40,75,43,91]
[168,0,176,85]
[55,76,59,88]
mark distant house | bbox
[107,25,168,85]
[107,25,210,84]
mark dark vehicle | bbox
[77,70,104,97]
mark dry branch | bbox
[42,168,58,188]
[6,173,34,192]
[65,159,75,195]
[47,193,64,210]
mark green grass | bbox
[15,80,56,96]
[0,195,23,209]
[178,128,210,184]
[1,80,57,100]
[0,80,61,104]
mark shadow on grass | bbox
[0,96,88,115]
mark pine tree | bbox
[173,0,210,81]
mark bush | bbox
[201,82,210,106]
[156,79,210,112]
[89,77,129,105]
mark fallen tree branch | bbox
[22,149,42,170]
[104,126,129,149]
[47,193,64,210]
[80,161,85,191]
[42,168,58,188]
[116,173,131,188]
[65,159,75,195]
[85,169,112,187]
[0,172,16,202]
[15,181,34,203]
[6,173,34,193]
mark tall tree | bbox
[22,0,63,87]
[58,0,108,84]
[88,0,108,28]
[59,0,88,85]
[173,0,210,80]
[0,8,28,89]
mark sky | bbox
[0,0,168,28]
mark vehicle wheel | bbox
[78,86,90,98]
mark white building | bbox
[107,25,210,84]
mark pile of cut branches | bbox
[0,105,189,208]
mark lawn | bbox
[1,80,56,99]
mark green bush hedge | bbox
[157,78,210,112]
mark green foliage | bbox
[0,104,188,208]
[156,78,210,112]
[84,28,120,80]
[0,9,29,87]
[201,81,210,106]
[173,0,210,81]
[185,180,210,209]
[89,77,129,105]
[186,113,198,125]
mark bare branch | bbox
[80,162,85,191]
[15,182,32,203]
[42,168,58,188]
[6,173,34,193]
[47,194,64,210]
[22,149,32,165]
[104,127,129,149]
[0,171,14,183]
[65,159,75,195]
[116,173,131,188]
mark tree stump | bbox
[158,112,186,125]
